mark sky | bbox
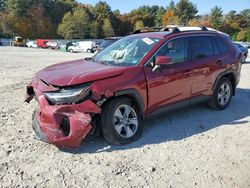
[78,0,250,14]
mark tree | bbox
[155,6,166,27]
[210,6,223,30]
[92,1,113,38]
[25,4,54,38]
[128,6,161,27]
[237,30,247,41]
[188,14,211,27]
[240,9,250,26]
[162,9,179,26]
[134,21,144,30]
[175,0,198,25]
[58,6,92,39]
[112,12,133,36]
[102,18,114,37]
[247,27,250,41]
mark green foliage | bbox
[92,1,114,38]
[134,21,144,30]
[155,7,166,27]
[128,5,164,27]
[175,0,198,26]
[247,27,250,41]
[58,6,92,39]
[210,6,223,30]
[102,18,114,37]
[237,30,247,41]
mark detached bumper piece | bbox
[26,77,101,148]
[32,108,92,148]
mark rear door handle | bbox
[216,59,223,65]
[184,70,192,75]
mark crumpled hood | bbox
[36,59,126,86]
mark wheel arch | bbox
[213,71,236,95]
[114,89,145,113]
[100,89,145,115]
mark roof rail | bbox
[131,26,228,35]
[131,27,164,34]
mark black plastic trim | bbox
[114,89,145,113]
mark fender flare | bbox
[212,70,236,94]
[114,89,145,113]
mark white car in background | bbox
[68,41,96,53]
[26,41,37,48]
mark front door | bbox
[144,37,193,114]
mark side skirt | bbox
[145,95,211,120]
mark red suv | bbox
[25,27,242,148]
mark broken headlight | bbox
[44,83,91,105]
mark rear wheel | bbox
[69,49,73,53]
[101,97,143,145]
[208,77,233,110]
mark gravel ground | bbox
[0,47,250,188]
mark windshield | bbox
[94,36,160,66]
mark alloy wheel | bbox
[113,104,138,138]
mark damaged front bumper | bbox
[25,77,101,148]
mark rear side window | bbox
[211,36,220,55]
[214,36,229,54]
[190,36,213,60]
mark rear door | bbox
[189,35,229,100]
[144,37,193,114]
[188,36,215,98]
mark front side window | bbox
[94,36,160,66]
[154,38,187,64]
[190,36,213,60]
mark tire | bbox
[208,77,233,110]
[101,97,144,145]
[87,49,91,53]
[69,49,73,53]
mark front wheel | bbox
[69,49,74,53]
[208,77,233,110]
[101,97,143,145]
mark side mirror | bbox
[155,56,172,66]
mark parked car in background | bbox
[244,42,250,48]
[36,39,51,48]
[26,26,242,148]
[46,41,60,49]
[96,37,122,52]
[68,41,96,53]
[26,41,37,48]
[234,42,248,63]
[235,41,249,49]
[65,42,74,52]
[12,36,26,47]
